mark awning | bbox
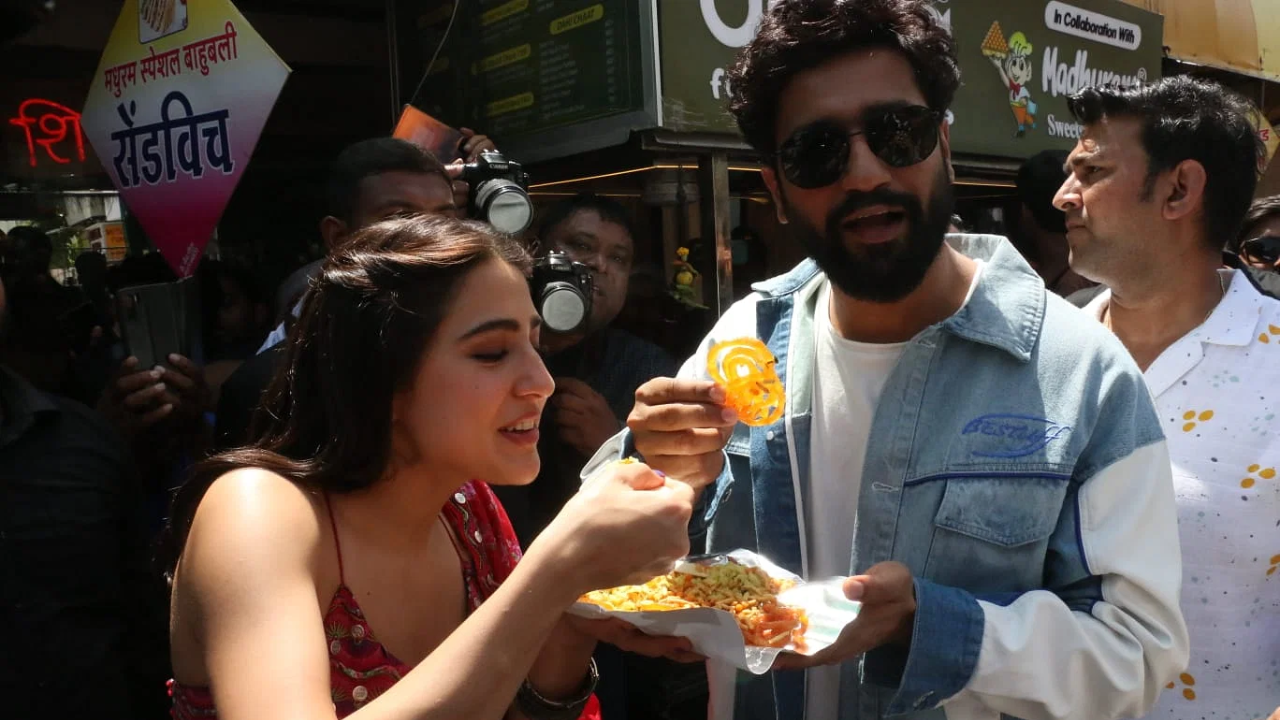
[1118,0,1280,81]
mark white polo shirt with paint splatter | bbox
[1088,269,1280,720]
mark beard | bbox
[783,164,954,303]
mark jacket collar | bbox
[941,234,1046,363]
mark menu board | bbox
[399,0,648,145]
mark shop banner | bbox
[948,0,1163,158]
[655,0,1162,160]
[656,0,763,134]
[81,0,289,277]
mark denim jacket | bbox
[586,236,1188,720]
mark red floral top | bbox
[169,481,599,719]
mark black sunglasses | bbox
[776,105,943,189]
[1241,235,1280,266]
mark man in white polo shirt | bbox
[1055,76,1280,720]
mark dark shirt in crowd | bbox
[0,366,170,719]
[213,344,285,450]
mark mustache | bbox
[825,188,924,237]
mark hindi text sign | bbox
[82,0,288,277]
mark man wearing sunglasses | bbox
[1236,195,1280,272]
[1054,77,1280,720]
[583,1,1186,719]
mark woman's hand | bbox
[531,460,693,595]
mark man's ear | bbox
[319,216,348,252]
[1162,159,1207,224]
[761,166,789,224]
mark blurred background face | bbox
[1239,213,1280,270]
[353,171,457,227]
[393,258,554,487]
[323,172,458,250]
[215,273,264,348]
[544,209,633,331]
[765,50,954,302]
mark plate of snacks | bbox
[570,550,861,673]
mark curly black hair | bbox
[726,0,959,158]
[1067,76,1264,249]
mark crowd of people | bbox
[1,0,1277,719]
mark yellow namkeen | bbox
[581,560,808,649]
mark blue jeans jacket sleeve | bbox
[687,452,734,540]
[862,578,984,715]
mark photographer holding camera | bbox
[493,194,687,720]
[496,194,676,545]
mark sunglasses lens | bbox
[1245,236,1280,264]
[779,123,850,189]
[777,107,940,188]
[866,106,939,168]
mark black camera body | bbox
[461,151,534,235]
[530,251,593,335]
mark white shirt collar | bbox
[1086,270,1269,397]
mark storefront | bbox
[394,0,1164,340]
[1,13,124,280]
[1116,0,1280,195]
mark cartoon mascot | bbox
[983,22,1038,137]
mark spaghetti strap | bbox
[323,493,345,584]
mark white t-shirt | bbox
[804,263,985,720]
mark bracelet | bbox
[514,657,598,720]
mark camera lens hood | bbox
[539,281,588,334]
[475,179,534,235]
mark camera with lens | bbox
[461,151,534,236]
[530,251,593,335]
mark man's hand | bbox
[445,130,499,216]
[444,161,470,216]
[158,353,210,426]
[552,378,620,457]
[565,615,704,663]
[627,378,738,492]
[772,562,917,670]
[96,357,173,438]
[459,127,496,161]
[1258,706,1280,720]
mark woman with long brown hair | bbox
[161,215,694,720]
